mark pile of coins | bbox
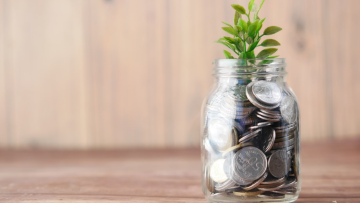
[204,80,299,200]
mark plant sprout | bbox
[215,0,282,60]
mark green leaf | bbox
[222,22,233,28]
[223,50,233,59]
[248,20,259,39]
[215,40,237,53]
[257,0,266,16]
[238,19,248,32]
[236,25,243,33]
[248,0,255,13]
[257,48,278,58]
[256,18,266,33]
[268,55,279,58]
[246,37,253,45]
[231,4,247,15]
[236,41,245,52]
[222,27,238,36]
[234,12,241,26]
[223,37,235,44]
[246,50,256,59]
[239,52,247,59]
[260,39,281,47]
[263,26,283,35]
[248,39,261,52]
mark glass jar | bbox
[201,59,300,203]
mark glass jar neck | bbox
[213,59,287,78]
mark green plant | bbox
[215,0,282,60]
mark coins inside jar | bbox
[203,78,299,200]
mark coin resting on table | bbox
[204,80,300,200]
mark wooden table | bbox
[0,140,359,203]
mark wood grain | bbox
[0,140,359,202]
[0,0,360,148]
[3,0,89,149]
[0,0,8,148]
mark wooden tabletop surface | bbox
[0,140,359,203]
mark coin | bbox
[257,111,282,119]
[260,109,281,116]
[252,81,282,105]
[215,178,236,192]
[252,127,276,153]
[243,172,268,191]
[269,145,294,154]
[268,150,291,178]
[238,129,261,143]
[256,114,281,122]
[205,164,215,193]
[208,118,236,152]
[234,122,244,133]
[280,95,297,124]
[210,159,228,183]
[272,187,297,195]
[222,142,253,157]
[258,182,286,191]
[275,134,294,143]
[233,189,264,197]
[246,82,280,110]
[223,155,253,186]
[281,177,297,189]
[257,181,285,188]
[233,147,267,181]
[272,138,295,149]
[204,137,218,155]
[258,192,285,199]
[261,176,286,185]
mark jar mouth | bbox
[213,59,287,77]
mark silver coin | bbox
[268,150,291,178]
[252,81,282,105]
[234,122,244,133]
[242,115,257,126]
[208,118,236,152]
[256,114,281,122]
[215,178,236,192]
[242,172,268,191]
[257,111,282,119]
[280,95,297,124]
[246,82,280,110]
[261,176,286,185]
[260,109,281,116]
[258,182,286,191]
[204,137,218,155]
[238,129,261,143]
[270,145,294,154]
[280,177,297,189]
[264,127,276,153]
[258,192,285,199]
[252,127,276,153]
[258,122,272,128]
[272,138,295,149]
[233,147,267,181]
[272,187,297,195]
[273,123,296,130]
[223,155,252,186]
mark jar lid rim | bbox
[214,59,286,67]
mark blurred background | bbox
[0,0,359,149]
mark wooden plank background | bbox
[0,0,359,149]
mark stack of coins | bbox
[204,79,299,199]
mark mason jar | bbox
[201,59,300,203]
